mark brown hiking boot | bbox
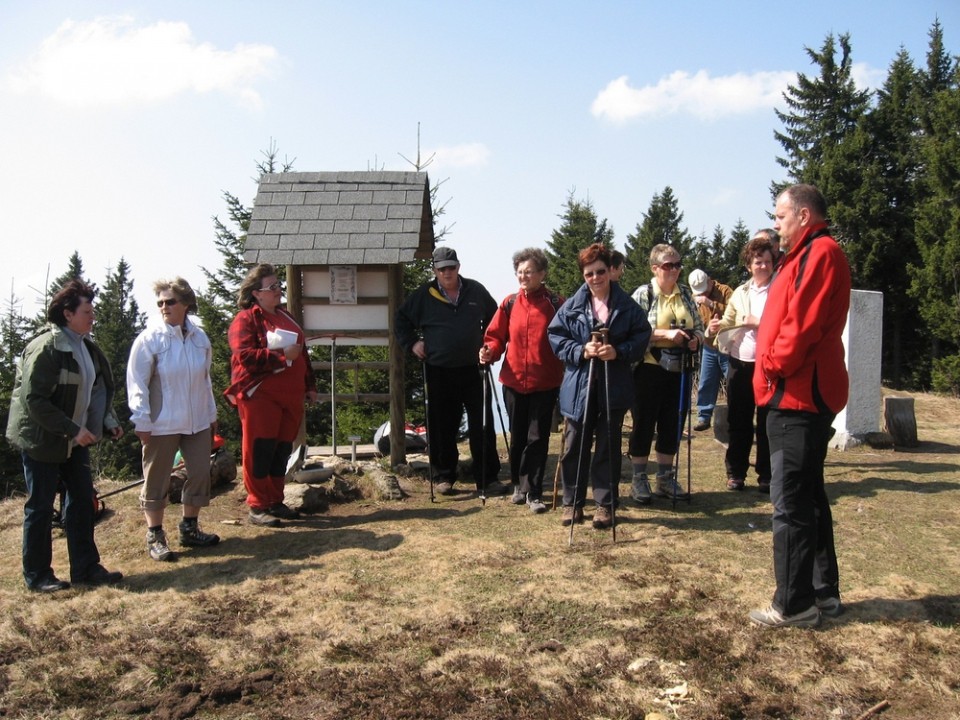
[592,505,613,530]
[561,506,585,526]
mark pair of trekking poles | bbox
[419,360,508,506]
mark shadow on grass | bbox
[837,594,960,627]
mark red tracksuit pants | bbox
[236,376,304,511]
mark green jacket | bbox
[5,324,120,463]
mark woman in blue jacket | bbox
[548,244,651,529]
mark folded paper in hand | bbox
[266,328,299,350]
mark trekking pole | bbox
[422,362,436,503]
[685,345,694,503]
[569,356,597,546]
[480,365,488,505]
[485,364,510,452]
[599,329,616,543]
[551,419,566,510]
[97,478,145,501]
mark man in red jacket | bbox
[749,184,851,629]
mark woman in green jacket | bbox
[6,280,124,592]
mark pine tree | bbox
[90,258,145,478]
[773,33,871,193]
[621,186,693,292]
[0,287,31,490]
[545,192,614,298]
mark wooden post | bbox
[286,264,303,325]
[388,264,407,467]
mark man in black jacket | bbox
[395,247,504,495]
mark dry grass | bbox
[0,389,958,719]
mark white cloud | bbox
[427,143,491,168]
[591,69,797,122]
[6,16,278,109]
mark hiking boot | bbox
[146,529,174,562]
[269,502,300,520]
[481,480,510,496]
[726,477,745,491]
[815,596,845,618]
[435,481,455,495]
[179,519,220,548]
[592,505,613,530]
[30,574,70,593]
[694,419,711,431]
[631,473,652,505]
[749,604,820,629]
[249,509,282,528]
[561,506,585,526]
[527,496,547,514]
[511,485,526,504]
[656,471,690,500]
[76,564,123,587]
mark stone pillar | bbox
[831,290,883,449]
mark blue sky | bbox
[2,0,958,314]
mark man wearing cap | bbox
[395,246,504,495]
[689,269,732,431]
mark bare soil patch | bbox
[0,389,958,719]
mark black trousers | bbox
[426,364,500,486]
[560,363,625,509]
[725,357,770,482]
[767,409,840,615]
[502,386,558,500]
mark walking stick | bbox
[422,362,436,503]
[685,346,694,503]
[484,364,510,453]
[551,419,566,510]
[480,365,488,505]
[600,332,617,543]
[673,361,685,511]
[569,356,597,546]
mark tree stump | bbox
[883,396,918,448]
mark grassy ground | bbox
[0,389,958,719]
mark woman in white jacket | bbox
[707,234,776,492]
[127,278,220,561]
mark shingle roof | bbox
[243,171,435,266]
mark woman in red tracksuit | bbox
[226,264,317,528]
[480,248,564,513]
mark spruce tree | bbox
[545,193,614,298]
[621,186,693,292]
[90,258,145,478]
[0,288,31,490]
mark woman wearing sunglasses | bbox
[127,277,221,561]
[548,243,651,529]
[627,244,704,504]
[226,264,317,528]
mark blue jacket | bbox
[548,282,651,422]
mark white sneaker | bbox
[511,485,526,504]
[749,604,821,628]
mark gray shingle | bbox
[285,205,320,220]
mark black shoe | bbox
[268,502,301,520]
[693,420,711,431]
[30,575,70,593]
[77,565,123,587]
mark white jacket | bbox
[127,317,217,435]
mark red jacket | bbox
[225,305,316,403]
[753,223,851,414]
[484,286,564,394]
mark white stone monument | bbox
[831,289,884,449]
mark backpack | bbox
[503,290,564,318]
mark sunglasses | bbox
[657,262,682,271]
[156,298,179,308]
[583,268,608,279]
[256,282,283,292]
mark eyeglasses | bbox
[256,282,283,292]
[657,261,682,271]
[583,268,608,279]
[156,298,179,308]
